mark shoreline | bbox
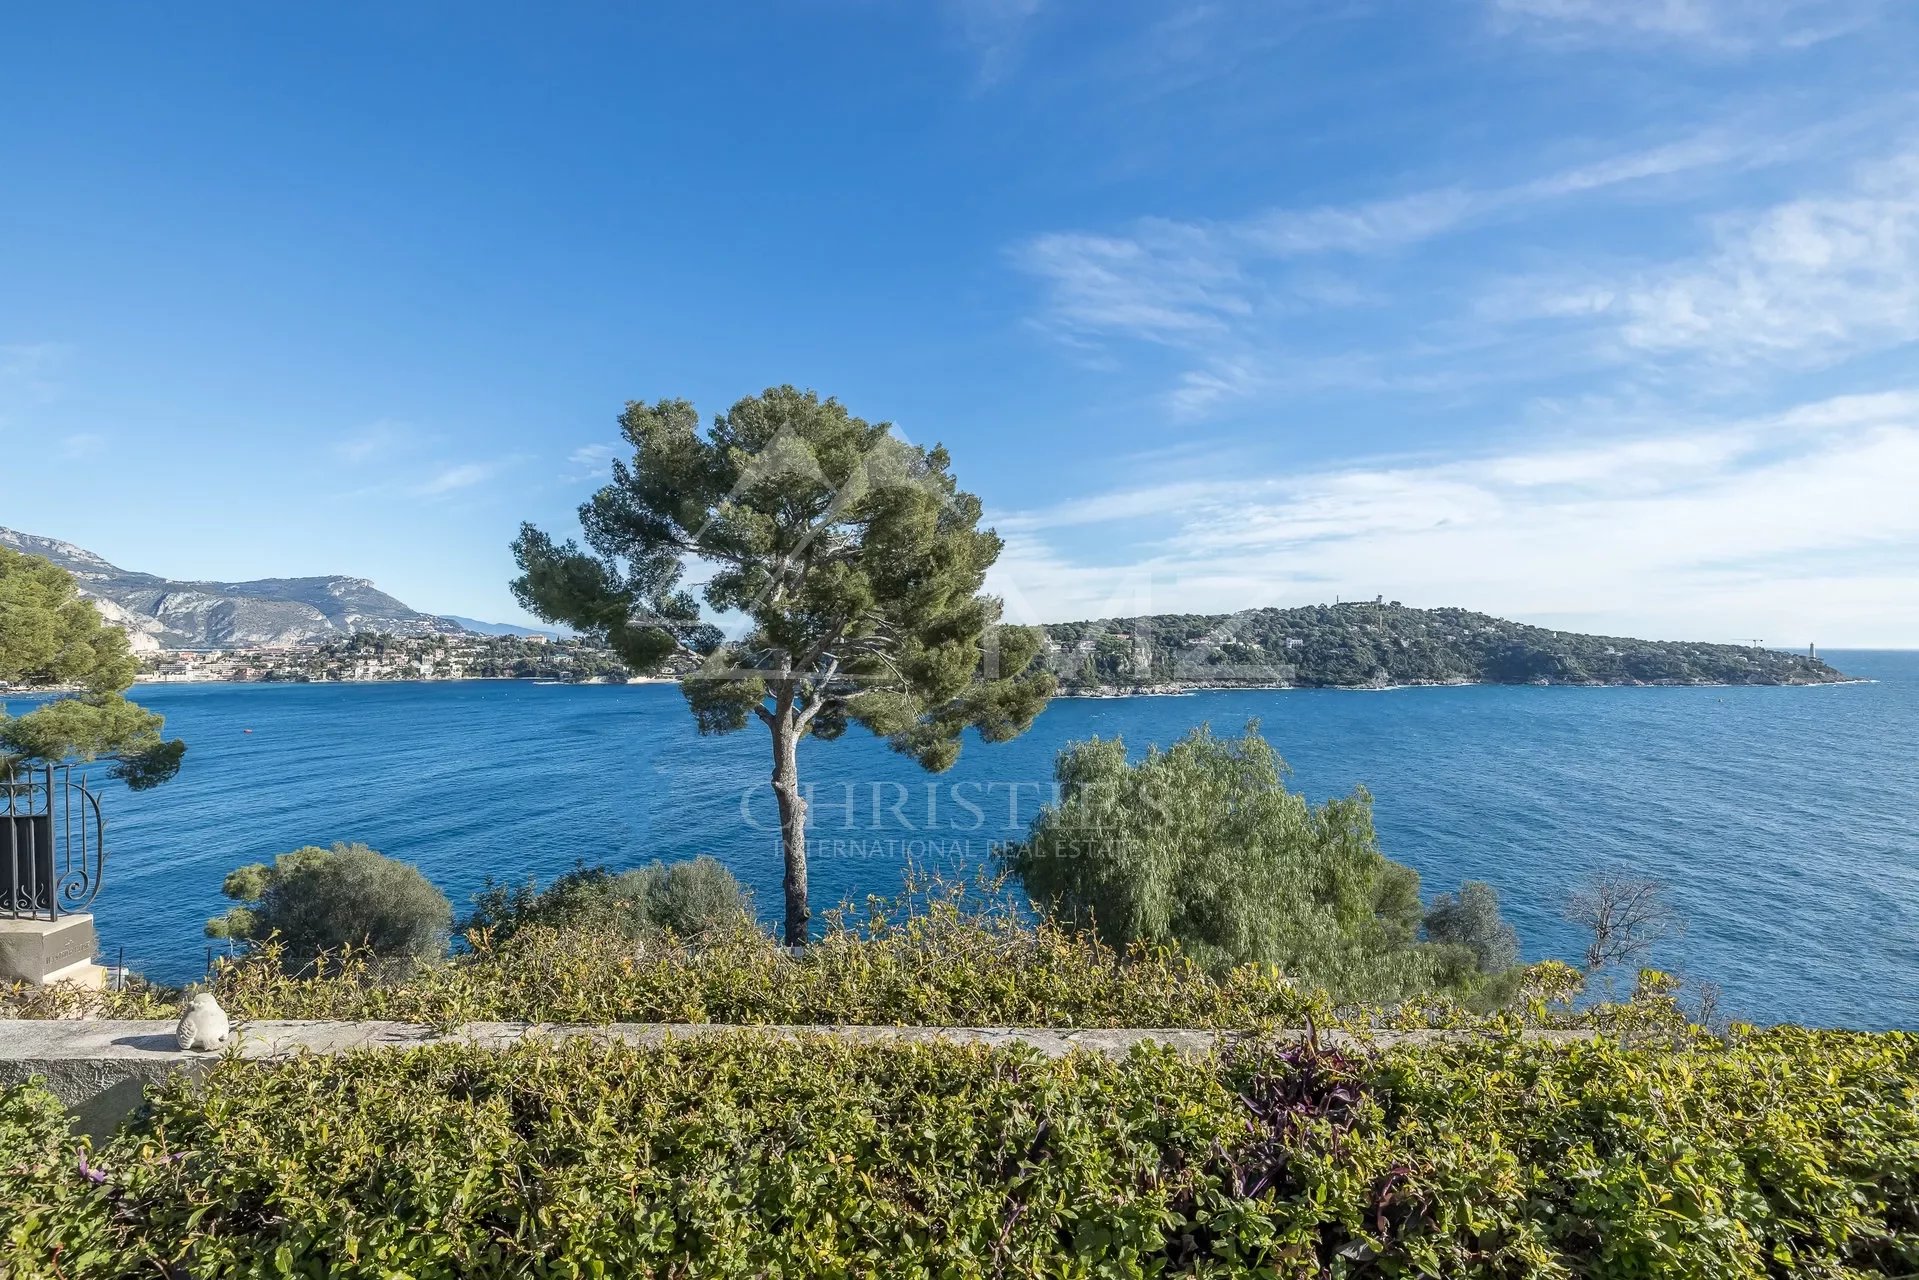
[1056,675,1871,698]
[92,672,1879,696]
[128,673,683,688]
[21,672,1875,699]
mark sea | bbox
[14,650,1917,1029]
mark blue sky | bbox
[3,1,1917,644]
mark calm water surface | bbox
[34,651,1919,1027]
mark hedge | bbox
[0,907,1612,1033]
[6,1026,1916,1277]
[4,913,1337,1029]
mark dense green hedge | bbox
[7,1027,1916,1277]
[3,912,1338,1028]
[0,905,1620,1032]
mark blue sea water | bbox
[22,650,1919,1028]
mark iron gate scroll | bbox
[3,764,106,920]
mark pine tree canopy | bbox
[0,546,186,788]
[511,387,1055,769]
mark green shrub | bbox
[195,903,1330,1030]
[1002,725,1522,1003]
[11,1027,1918,1277]
[636,855,755,936]
[7,881,1705,1039]
[205,841,452,970]
[465,856,751,943]
[4,876,1702,1036]
[1,1080,119,1279]
[0,971,178,1020]
[1422,879,1521,971]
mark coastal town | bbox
[132,632,652,685]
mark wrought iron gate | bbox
[3,764,106,920]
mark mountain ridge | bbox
[1,527,472,650]
[438,615,569,640]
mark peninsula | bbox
[1039,602,1844,692]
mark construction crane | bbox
[1730,638,1764,648]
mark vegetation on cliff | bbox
[1042,601,1844,690]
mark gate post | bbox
[2,764,107,988]
[0,914,102,987]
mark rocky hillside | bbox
[1042,602,1847,689]
[0,527,466,650]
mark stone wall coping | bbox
[2,1017,1599,1059]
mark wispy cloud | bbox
[1493,148,1919,368]
[1239,188,1484,257]
[987,390,1919,644]
[565,443,621,483]
[1017,129,1766,355]
[0,342,72,426]
[1488,0,1884,52]
[413,461,504,497]
[334,420,413,465]
[1016,107,1912,419]
[1205,134,1751,259]
[0,342,67,384]
[1016,221,1251,342]
[946,0,1046,85]
[59,432,106,459]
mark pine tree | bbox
[511,387,1055,943]
[0,546,185,788]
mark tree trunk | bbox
[770,715,810,946]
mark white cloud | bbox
[0,343,71,425]
[1501,149,1919,367]
[1015,128,1768,382]
[947,0,1046,84]
[1516,135,1757,198]
[0,342,66,384]
[1015,222,1249,342]
[565,443,622,482]
[413,461,502,497]
[1227,133,1754,256]
[1488,0,1883,51]
[1164,359,1274,419]
[1618,153,1919,361]
[334,420,412,465]
[59,432,106,459]
[1020,110,1916,419]
[1240,188,1484,256]
[986,390,1919,644]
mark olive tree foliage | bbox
[1000,724,1521,1003]
[511,388,1056,944]
[206,842,452,970]
[465,857,752,944]
[0,546,185,788]
[1423,880,1521,973]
